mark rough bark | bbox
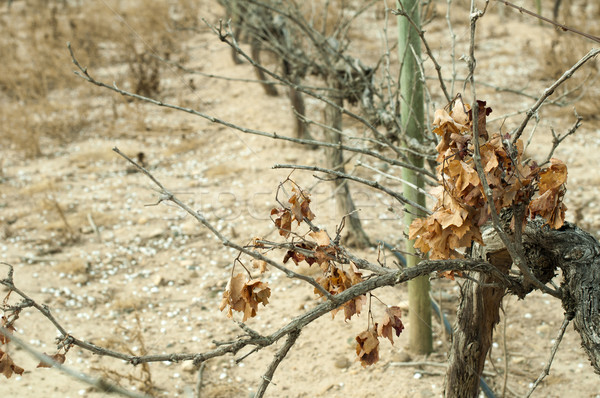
[445,228,511,397]
[532,221,600,373]
[445,220,600,397]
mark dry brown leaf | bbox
[309,230,330,246]
[376,306,404,345]
[219,273,246,318]
[300,199,315,222]
[272,208,292,238]
[0,316,15,344]
[37,352,66,368]
[538,158,567,193]
[355,329,380,367]
[241,279,271,322]
[0,350,25,379]
[341,294,366,321]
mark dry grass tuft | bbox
[0,0,198,156]
[538,1,600,119]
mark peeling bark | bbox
[445,229,511,397]
[445,220,600,396]
[533,221,600,373]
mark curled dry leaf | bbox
[309,230,330,246]
[314,265,365,320]
[0,349,25,379]
[271,208,292,238]
[355,329,380,367]
[528,158,568,229]
[437,270,463,281]
[289,185,316,225]
[37,352,66,369]
[376,306,404,345]
[220,273,271,322]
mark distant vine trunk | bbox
[323,74,370,249]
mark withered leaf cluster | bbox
[356,306,404,367]
[220,273,271,322]
[221,180,406,366]
[272,185,315,238]
[410,98,568,260]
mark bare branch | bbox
[511,48,600,144]
[0,327,150,398]
[525,314,571,398]
[67,43,436,181]
[273,163,432,215]
[496,0,600,44]
[542,110,582,166]
[392,6,452,102]
[255,330,301,398]
[111,147,333,299]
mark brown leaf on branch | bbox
[355,329,380,367]
[437,270,463,281]
[37,352,66,369]
[470,100,492,141]
[241,279,271,322]
[283,242,316,265]
[313,265,364,320]
[538,158,568,193]
[376,306,404,345]
[220,273,271,321]
[300,200,315,221]
[272,208,292,238]
[220,273,246,318]
[410,98,564,259]
[0,316,15,344]
[289,186,315,224]
[309,230,330,246]
[342,294,367,321]
[0,349,25,379]
[529,158,568,229]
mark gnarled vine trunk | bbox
[445,221,600,396]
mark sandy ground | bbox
[1,1,600,397]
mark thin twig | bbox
[195,362,206,398]
[392,5,452,102]
[273,163,432,216]
[67,42,435,181]
[112,147,333,300]
[496,0,600,44]
[541,111,582,166]
[206,17,409,161]
[255,330,301,398]
[355,160,436,200]
[0,327,150,398]
[511,48,600,144]
[525,315,571,397]
[87,212,102,243]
